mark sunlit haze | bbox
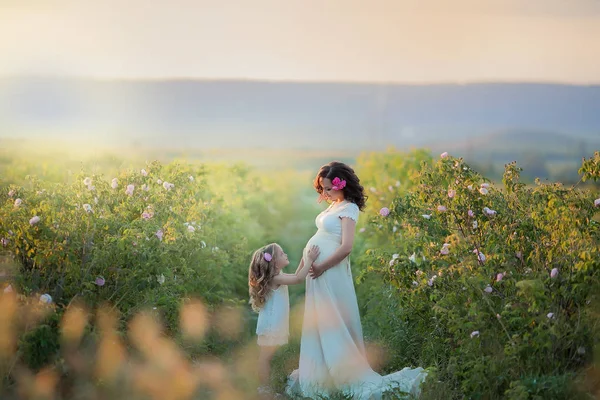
[1,0,600,83]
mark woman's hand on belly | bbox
[308,262,325,279]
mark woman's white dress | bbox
[286,201,427,399]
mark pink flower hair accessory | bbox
[263,253,272,262]
[331,177,346,191]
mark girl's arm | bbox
[294,256,305,274]
[309,217,356,278]
[294,230,317,274]
[272,245,320,286]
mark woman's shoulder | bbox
[337,201,360,221]
[346,201,360,210]
[338,201,359,212]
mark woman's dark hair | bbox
[313,161,367,211]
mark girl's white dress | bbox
[256,285,289,346]
[286,201,427,399]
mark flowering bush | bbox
[355,151,600,398]
[356,147,432,218]
[3,146,599,399]
[1,162,249,317]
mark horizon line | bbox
[1,73,600,87]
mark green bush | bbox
[0,157,319,388]
[19,311,62,372]
[354,150,600,399]
[2,161,247,319]
[3,147,599,399]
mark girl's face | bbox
[320,177,345,203]
[273,245,289,271]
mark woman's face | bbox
[320,177,345,203]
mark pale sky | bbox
[1,0,600,83]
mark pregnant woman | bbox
[286,161,427,399]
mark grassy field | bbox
[1,139,599,399]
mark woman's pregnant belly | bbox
[305,231,342,264]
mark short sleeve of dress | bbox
[338,202,360,222]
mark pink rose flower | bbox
[440,243,450,255]
[163,181,175,190]
[125,184,135,196]
[473,249,486,262]
[483,207,497,216]
[331,177,347,191]
[39,294,52,304]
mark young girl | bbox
[248,242,320,395]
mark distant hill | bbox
[435,129,595,162]
[0,77,599,156]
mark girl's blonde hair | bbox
[248,243,279,312]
